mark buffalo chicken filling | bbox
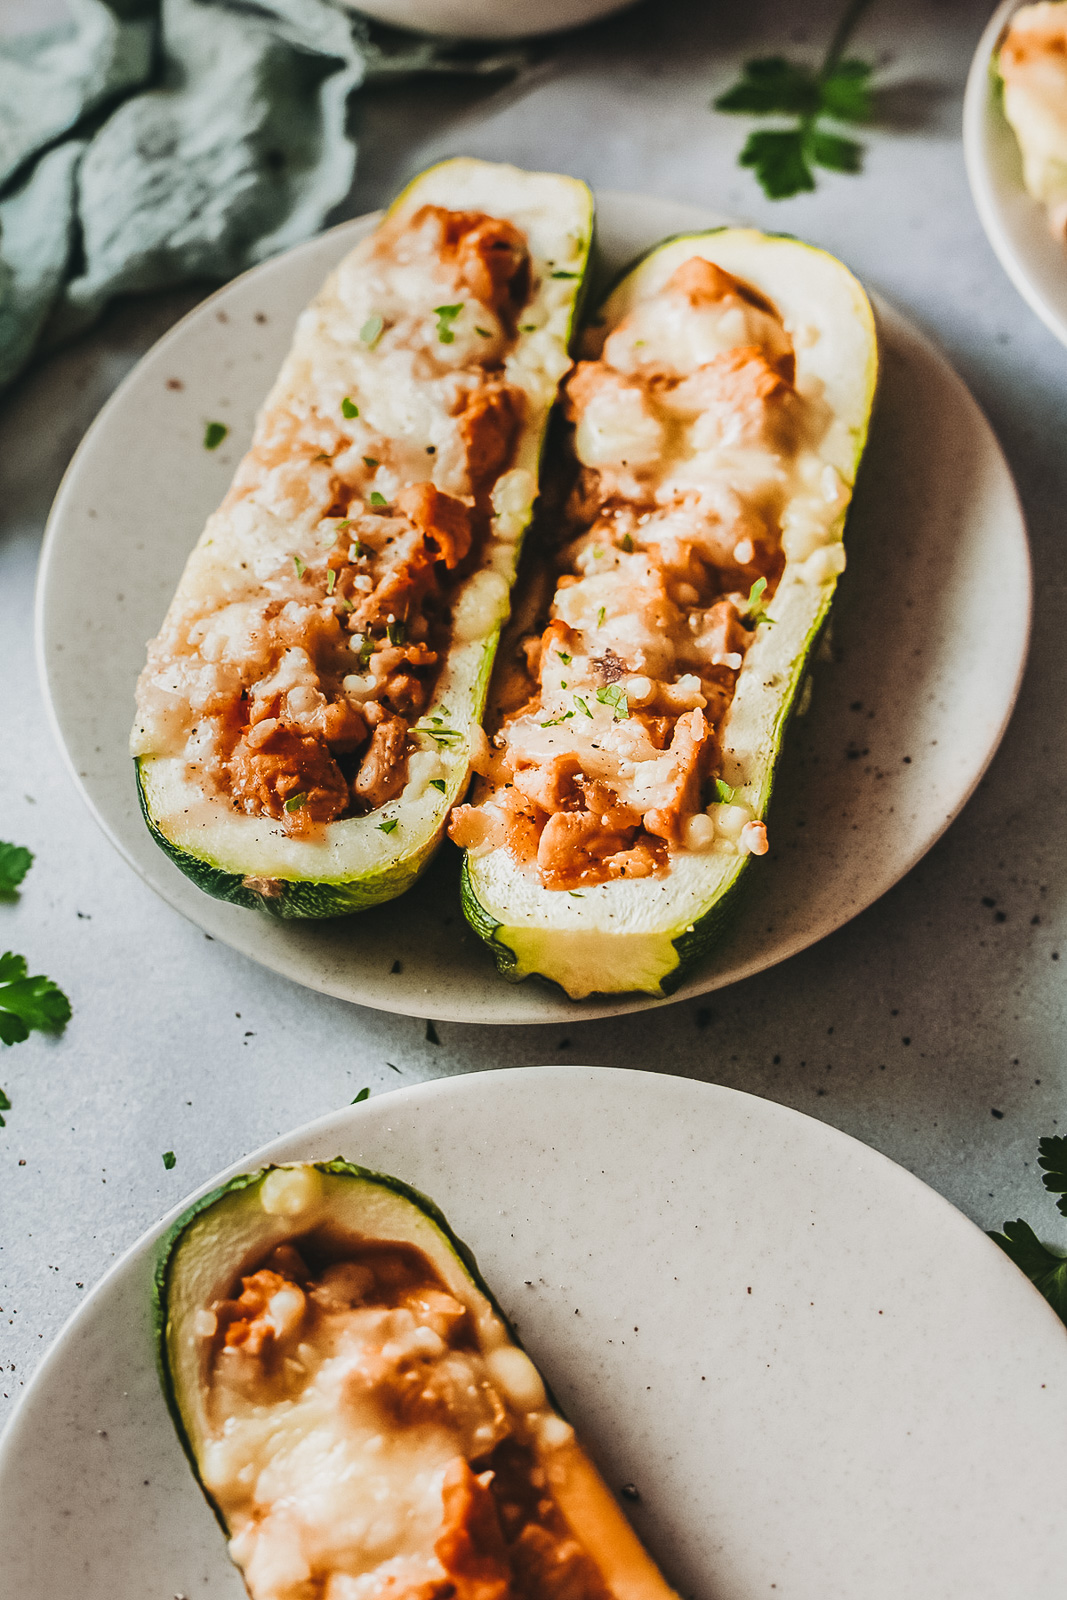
[133,205,532,833]
[451,256,836,891]
[197,1236,612,1600]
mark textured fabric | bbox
[0,0,522,390]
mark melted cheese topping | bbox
[196,1238,602,1600]
[1000,2,1067,238]
[451,257,844,891]
[133,204,545,834]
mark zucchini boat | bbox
[452,229,878,997]
[132,159,593,918]
[156,1160,678,1600]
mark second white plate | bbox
[36,191,1031,1021]
[964,0,1067,349]
[1,1068,1065,1599]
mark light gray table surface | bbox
[2,0,1066,1419]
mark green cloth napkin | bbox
[0,0,522,391]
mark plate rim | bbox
[34,190,1032,1022]
[2,1062,1061,1469]
[963,0,1067,350]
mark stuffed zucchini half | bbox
[452,229,878,997]
[132,159,593,918]
[156,1160,678,1600]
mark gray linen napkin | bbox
[0,0,522,390]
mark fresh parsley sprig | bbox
[989,1136,1067,1326]
[0,951,72,1047]
[0,842,33,901]
[714,0,876,200]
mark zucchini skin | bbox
[135,161,594,921]
[460,229,879,998]
[153,1160,519,1533]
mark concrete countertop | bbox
[2,0,1065,1418]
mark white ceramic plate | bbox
[36,192,1031,1023]
[964,1,1067,349]
[1,1067,1064,1598]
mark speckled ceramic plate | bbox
[964,1,1067,349]
[35,191,1031,1022]
[1,1068,1065,1599]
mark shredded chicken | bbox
[451,255,820,887]
[134,203,533,835]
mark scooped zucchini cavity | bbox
[132,158,593,919]
[453,228,878,997]
[156,1160,679,1600]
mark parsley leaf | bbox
[714,0,876,199]
[368,492,387,507]
[989,1135,1067,1327]
[203,421,228,450]
[162,1150,176,1170]
[0,1086,10,1126]
[596,684,630,720]
[596,606,606,628]
[573,695,593,719]
[293,555,306,578]
[363,456,379,469]
[341,397,359,419]
[1037,1134,1067,1216]
[434,304,463,344]
[352,1086,370,1103]
[0,952,72,1046]
[284,792,307,813]
[474,326,493,338]
[377,817,398,834]
[429,778,447,793]
[360,314,384,348]
[0,842,33,901]
[550,269,579,279]
[989,1220,1067,1325]
[326,569,337,595]
[387,620,406,646]
[745,575,776,627]
[714,778,736,804]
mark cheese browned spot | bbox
[451,256,841,891]
[198,1238,615,1600]
[133,205,532,837]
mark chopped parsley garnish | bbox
[560,681,568,689]
[0,1086,10,1126]
[360,313,384,348]
[363,456,379,469]
[377,817,398,834]
[429,778,447,793]
[573,695,593,719]
[368,492,387,507]
[293,555,306,578]
[354,634,375,668]
[0,842,33,901]
[596,606,606,628]
[990,1136,1067,1326]
[326,569,337,594]
[714,778,737,803]
[311,451,332,464]
[568,891,584,898]
[592,546,604,560]
[557,650,572,665]
[550,270,579,279]
[474,326,492,338]
[415,721,463,746]
[203,421,228,450]
[341,397,359,419]
[520,323,538,333]
[596,684,630,720]
[620,533,634,552]
[284,792,308,813]
[349,541,370,561]
[541,711,575,728]
[713,0,876,199]
[0,951,71,1047]
[352,1086,370,1103]
[434,304,463,344]
[339,597,354,612]
[746,575,775,627]
[336,518,352,530]
[387,620,406,646]
[162,1150,176,1170]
